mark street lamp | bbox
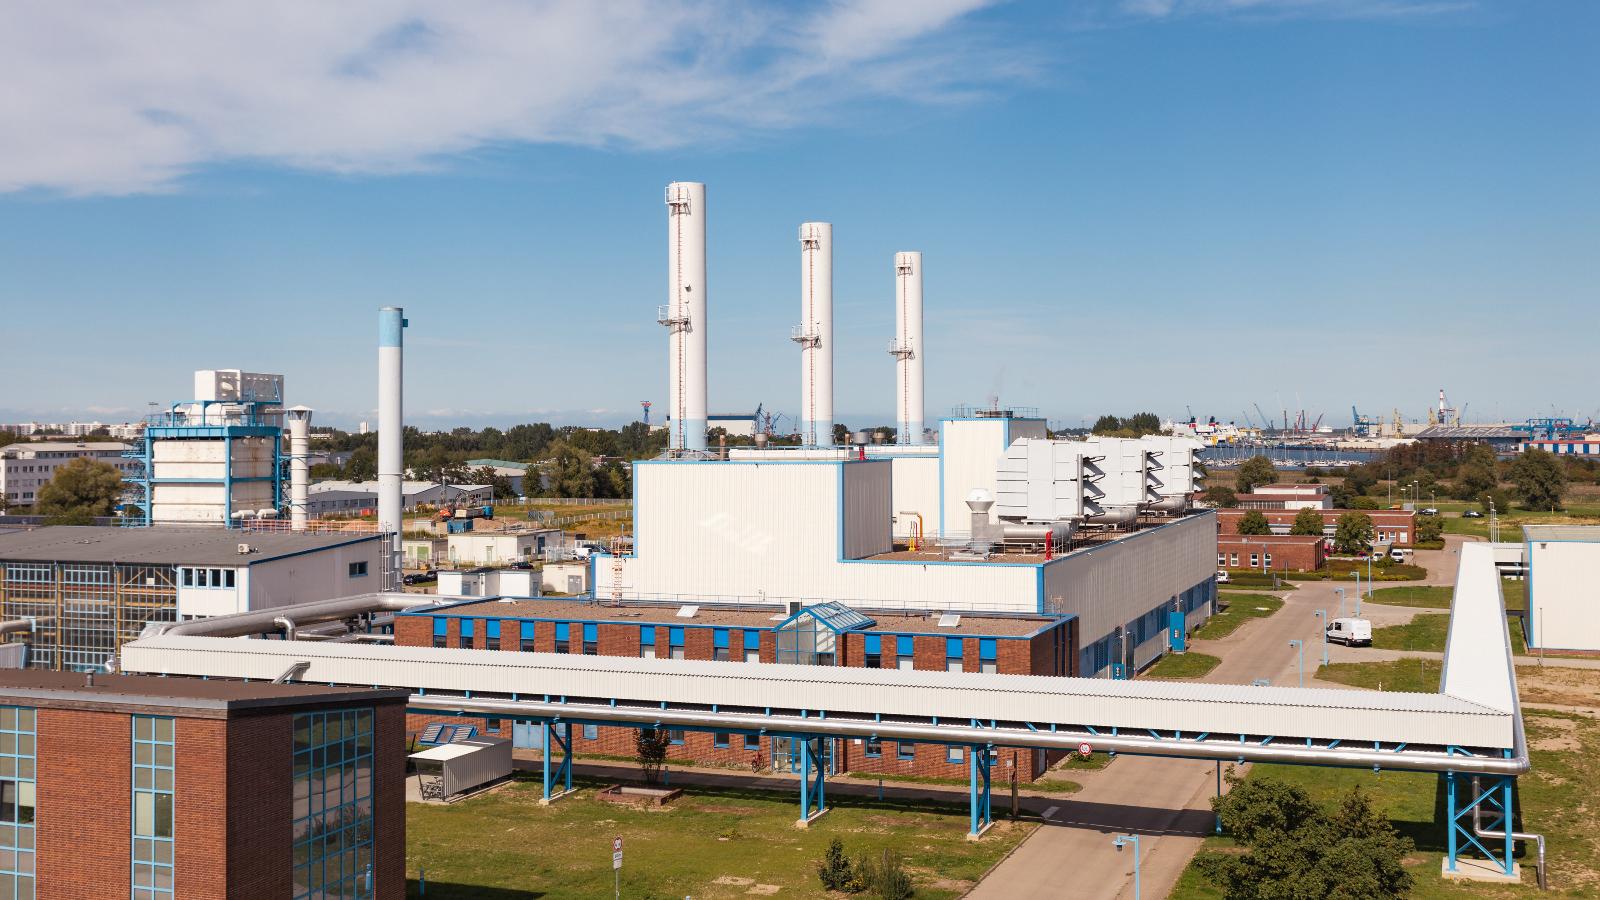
[1335,587,1346,619]
[1288,639,1304,687]
[1112,833,1141,900]
[1314,609,1328,666]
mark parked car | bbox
[1215,570,1231,584]
[1462,509,1484,518]
[1420,507,1439,516]
[1390,547,1411,562]
[403,569,437,585]
[1326,617,1372,647]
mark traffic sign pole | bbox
[613,836,623,899]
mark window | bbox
[485,620,501,652]
[1263,553,1273,568]
[979,638,998,674]
[582,724,598,741]
[486,718,501,731]
[1229,553,1239,566]
[744,630,761,663]
[897,742,915,761]
[554,623,570,654]
[431,617,447,649]
[743,733,760,750]
[458,618,475,649]
[1249,554,1259,568]
[712,629,730,662]
[582,623,598,656]
[668,729,685,746]
[864,737,882,758]
[224,569,235,588]
[519,622,535,652]
[210,568,222,587]
[668,627,685,660]
[181,568,193,587]
[946,745,964,764]
[945,637,964,673]
[863,634,882,669]
[292,708,375,900]
[640,625,656,658]
[713,732,730,749]
[132,715,175,900]
[1217,554,1226,566]
[348,561,368,578]
[0,706,36,900]
[896,635,915,670]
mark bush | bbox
[818,838,857,892]
[819,842,908,896]
[1349,495,1381,510]
[635,728,670,786]
[864,849,914,900]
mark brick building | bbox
[1216,508,1416,545]
[1234,483,1332,510]
[0,671,407,900]
[1217,534,1327,571]
[393,598,1078,780]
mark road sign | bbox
[613,836,623,870]
[1078,742,1092,758]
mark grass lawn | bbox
[1172,708,1600,897]
[1192,595,1284,640]
[1369,585,1455,608]
[1294,559,1428,582]
[845,770,1082,794]
[1218,581,1295,592]
[1145,652,1222,679]
[406,773,1033,899]
[1318,658,1443,693]
[1369,614,1528,655]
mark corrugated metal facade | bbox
[842,461,892,559]
[937,418,1048,538]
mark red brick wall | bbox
[1217,537,1324,571]
[373,701,408,900]
[217,714,291,898]
[174,717,231,897]
[38,708,132,900]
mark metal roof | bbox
[781,601,876,633]
[1414,425,1519,440]
[0,526,380,565]
[0,670,405,715]
[1520,524,1600,543]
[1440,543,1517,714]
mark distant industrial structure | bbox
[0,440,137,507]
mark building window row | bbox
[0,706,36,900]
[131,715,175,900]
[292,708,376,900]
[180,567,236,589]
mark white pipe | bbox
[665,183,707,452]
[892,251,924,445]
[378,308,406,574]
[795,222,833,446]
[151,592,444,638]
[285,406,312,531]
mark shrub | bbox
[818,838,857,892]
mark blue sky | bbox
[1,0,1595,431]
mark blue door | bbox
[1168,610,1187,653]
[512,722,542,750]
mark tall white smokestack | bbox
[891,251,925,445]
[377,307,406,571]
[794,222,833,446]
[285,406,313,532]
[663,182,708,452]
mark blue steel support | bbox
[799,737,827,822]
[541,721,572,802]
[1446,771,1517,875]
[968,744,993,837]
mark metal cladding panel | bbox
[888,456,938,538]
[153,441,227,463]
[1524,539,1600,651]
[1043,514,1217,645]
[1441,544,1520,708]
[120,636,1511,748]
[842,462,892,559]
[940,419,1010,538]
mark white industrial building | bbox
[437,567,539,598]
[306,481,491,516]
[0,441,137,506]
[446,529,564,567]
[1521,524,1600,652]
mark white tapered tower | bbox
[285,406,313,531]
[891,251,925,444]
[661,182,708,452]
[794,222,834,446]
[377,307,406,570]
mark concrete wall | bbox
[1528,539,1600,651]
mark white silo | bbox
[285,406,313,531]
[661,182,708,452]
[890,251,925,445]
[377,307,406,565]
[793,222,834,446]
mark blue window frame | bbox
[485,619,501,651]
[431,617,447,648]
[896,635,914,663]
[979,638,998,673]
[743,630,760,651]
[582,724,598,741]
[864,737,882,758]
[668,729,685,746]
[0,706,37,900]
[519,621,536,652]
[946,745,964,764]
[743,733,760,750]
[292,708,376,900]
[713,629,730,661]
[640,625,655,645]
[945,637,964,671]
[582,623,598,655]
[897,742,915,761]
[347,561,368,578]
[668,627,685,659]
[132,715,175,900]
[863,634,882,668]
[554,622,570,653]
[713,732,730,749]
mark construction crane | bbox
[1241,409,1256,429]
[1253,403,1271,432]
[1310,413,1324,432]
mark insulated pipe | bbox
[272,616,297,642]
[665,182,708,452]
[285,406,313,531]
[150,593,443,639]
[795,222,833,446]
[0,616,50,636]
[403,694,1530,776]
[1471,776,1546,889]
[377,307,406,569]
[891,252,924,445]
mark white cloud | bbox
[0,0,1011,196]
[1118,0,1473,19]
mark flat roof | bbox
[0,441,130,455]
[1521,524,1600,543]
[0,671,407,718]
[416,597,1063,637]
[0,526,380,565]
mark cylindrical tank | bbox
[378,307,405,559]
[892,251,925,445]
[286,406,313,531]
[796,222,833,447]
[666,182,708,452]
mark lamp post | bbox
[1335,587,1346,619]
[1112,833,1142,900]
[1289,639,1304,687]
[1314,609,1328,666]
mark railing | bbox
[949,404,1040,419]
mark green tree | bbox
[546,441,597,498]
[1350,495,1381,510]
[344,446,377,482]
[1333,512,1374,554]
[1235,456,1278,494]
[1416,515,1443,543]
[1091,414,1124,435]
[1508,449,1567,511]
[522,463,545,497]
[1236,510,1272,536]
[1202,486,1238,508]
[35,458,124,524]
[1482,489,1511,516]
[1453,459,1497,501]
[1289,507,1325,536]
[634,728,670,786]
[817,838,858,892]
[1197,772,1413,900]
[473,466,516,501]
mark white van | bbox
[1390,547,1411,562]
[1326,618,1372,647]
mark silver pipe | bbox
[0,616,50,636]
[149,593,444,639]
[404,695,1529,777]
[272,616,296,642]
